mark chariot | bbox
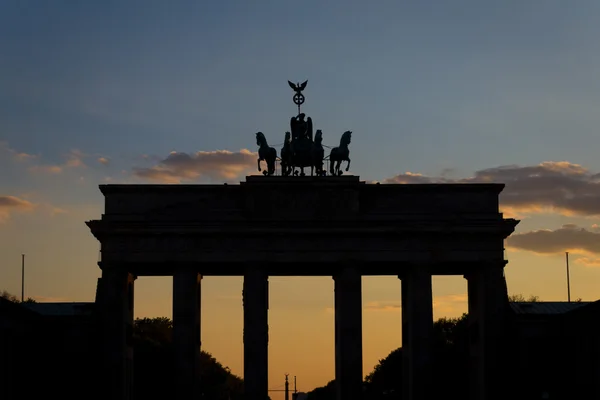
[256,80,352,177]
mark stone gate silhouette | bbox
[87,175,518,400]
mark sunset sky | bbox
[2,1,600,396]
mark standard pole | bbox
[21,254,25,302]
[566,252,571,302]
[285,374,289,400]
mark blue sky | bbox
[2,1,600,395]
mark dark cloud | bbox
[385,161,600,217]
[507,224,600,254]
[133,149,257,183]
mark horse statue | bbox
[329,131,352,176]
[280,131,292,176]
[311,129,325,176]
[255,132,277,176]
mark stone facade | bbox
[87,175,519,400]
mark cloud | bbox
[507,224,600,254]
[1,142,89,173]
[0,195,35,223]
[29,149,87,174]
[48,206,68,216]
[576,257,600,267]
[324,294,468,318]
[364,301,401,311]
[0,141,37,161]
[432,294,468,318]
[133,149,257,183]
[0,195,67,225]
[385,161,600,217]
[28,165,63,174]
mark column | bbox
[400,266,433,400]
[173,269,202,400]
[466,265,509,400]
[243,268,269,400]
[333,267,363,400]
[96,266,136,400]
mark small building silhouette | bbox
[508,300,600,399]
[0,298,96,400]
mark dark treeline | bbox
[307,294,549,399]
[1,289,246,400]
[306,314,470,400]
[3,291,545,399]
[133,316,245,400]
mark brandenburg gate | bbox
[86,82,518,400]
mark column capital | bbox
[398,263,433,280]
[332,266,361,281]
[463,261,507,281]
[99,261,131,272]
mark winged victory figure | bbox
[288,80,308,92]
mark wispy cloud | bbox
[432,294,468,318]
[0,141,37,161]
[576,257,600,267]
[1,142,110,177]
[28,149,87,174]
[324,294,468,318]
[0,194,67,225]
[364,301,401,311]
[0,195,35,223]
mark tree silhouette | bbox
[132,317,245,400]
[508,293,539,302]
[310,314,472,400]
[306,379,336,400]
[364,348,402,399]
[0,289,36,303]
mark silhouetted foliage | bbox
[364,348,402,399]
[508,293,539,302]
[306,379,336,400]
[310,314,471,400]
[132,317,244,400]
[431,314,469,399]
[0,289,36,303]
